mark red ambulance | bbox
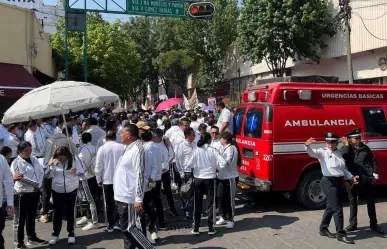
[234,82,387,209]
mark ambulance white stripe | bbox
[273,141,387,154]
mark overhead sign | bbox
[66,12,86,32]
[0,0,41,10]
[127,0,186,17]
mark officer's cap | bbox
[347,128,361,138]
[324,132,339,141]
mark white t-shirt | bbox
[216,108,233,134]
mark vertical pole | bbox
[344,0,354,84]
[83,12,88,82]
[64,11,69,80]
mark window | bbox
[361,108,387,137]
[244,108,264,138]
[233,108,246,135]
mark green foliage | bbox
[50,13,141,99]
[238,0,337,77]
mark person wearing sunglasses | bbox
[340,128,384,235]
[209,126,222,152]
[11,141,46,249]
[305,132,358,245]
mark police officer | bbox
[305,132,358,244]
[340,128,384,234]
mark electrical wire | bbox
[352,12,387,41]
[353,10,387,20]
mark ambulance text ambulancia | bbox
[234,82,387,209]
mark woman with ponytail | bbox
[187,132,227,236]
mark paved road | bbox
[5,192,387,249]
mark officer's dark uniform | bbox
[340,128,384,234]
[305,132,354,244]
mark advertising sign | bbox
[0,0,41,10]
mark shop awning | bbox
[0,63,41,98]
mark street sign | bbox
[127,0,186,17]
[67,12,86,32]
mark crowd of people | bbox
[0,101,238,249]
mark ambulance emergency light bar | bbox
[246,89,312,102]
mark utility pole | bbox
[340,0,354,83]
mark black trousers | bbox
[52,189,77,237]
[85,177,99,220]
[103,184,119,227]
[161,170,176,212]
[346,178,377,227]
[193,178,216,230]
[151,180,165,227]
[143,191,157,234]
[0,207,5,249]
[217,177,238,221]
[13,192,40,244]
[182,172,194,214]
[116,201,155,249]
[320,176,345,236]
[41,177,52,216]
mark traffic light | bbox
[188,2,215,19]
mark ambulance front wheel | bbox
[297,170,326,210]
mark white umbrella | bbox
[2,81,119,125]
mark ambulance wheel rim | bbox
[308,179,326,202]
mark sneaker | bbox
[226,221,235,229]
[49,236,59,245]
[191,228,200,236]
[151,232,160,242]
[113,225,122,231]
[68,237,75,244]
[27,237,47,246]
[208,228,217,235]
[216,217,227,226]
[105,226,114,233]
[39,215,49,223]
[15,243,27,249]
[82,222,99,231]
[169,209,179,217]
[76,216,89,226]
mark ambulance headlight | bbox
[248,92,257,102]
[298,90,312,100]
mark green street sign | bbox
[127,0,186,17]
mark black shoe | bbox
[169,209,179,217]
[345,224,358,232]
[337,236,355,244]
[15,243,27,249]
[319,229,336,238]
[371,225,385,235]
[208,228,217,235]
[27,237,47,246]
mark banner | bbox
[208,97,216,110]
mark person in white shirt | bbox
[42,117,55,137]
[24,121,45,158]
[210,126,222,151]
[215,132,239,229]
[4,124,20,161]
[36,119,50,146]
[197,123,208,135]
[190,114,200,132]
[96,120,118,151]
[164,119,180,143]
[45,146,84,246]
[116,120,129,144]
[85,118,106,147]
[0,155,14,249]
[216,102,233,134]
[95,131,124,232]
[11,141,46,248]
[76,133,99,231]
[0,123,7,147]
[138,122,159,242]
[187,132,227,236]
[114,124,155,249]
[305,132,358,245]
[175,127,197,219]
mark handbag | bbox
[180,178,194,200]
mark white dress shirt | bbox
[187,144,228,179]
[210,139,222,152]
[24,129,46,157]
[175,140,196,174]
[305,145,353,179]
[216,108,233,134]
[161,143,174,173]
[190,121,200,132]
[170,130,200,155]
[77,143,97,180]
[0,155,14,206]
[114,140,145,204]
[4,132,20,158]
[217,144,239,180]
[164,126,181,141]
[11,156,45,193]
[95,141,124,184]
[86,125,106,146]
[143,142,166,182]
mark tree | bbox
[181,0,239,95]
[238,0,337,77]
[50,13,141,99]
[155,49,195,96]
